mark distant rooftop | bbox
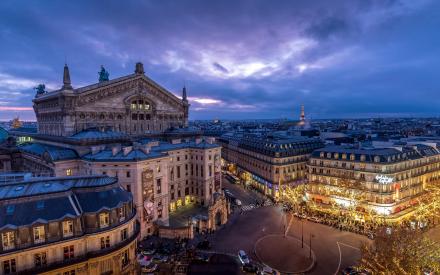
[0,175,116,200]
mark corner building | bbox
[218,133,324,199]
[307,145,440,221]
[0,176,138,275]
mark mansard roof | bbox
[311,144,440,163]
[19,142,78,161]
[82,139,220,162]
[219,133,324,157]
[70,129,129,141]
[0,176,131,229]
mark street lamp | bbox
[301,219,304,248]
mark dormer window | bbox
[99,213,110,228]
[374,156,380,163]
[33,226,45,244]
[360,155,366,162]
[326,153,331,158]
[320,152,324,158]
[1,231,15,250]
[334,153,339,159]
[118,207,126,222]
[62,220,74,237]
[350,154,355,161]
[342,154,347,160]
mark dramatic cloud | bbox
[0,0,439,120]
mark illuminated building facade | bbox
[307,145,440,221]
[11,62,226,239]
[218,133,324,199]
[0,176,138,275]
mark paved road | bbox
[214,179,371,275]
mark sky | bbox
[0,0,439,121]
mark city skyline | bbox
[1,0,440,121]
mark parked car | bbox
[340,266,369,275]
[151,254,169,263]
[141,262,158,273]
[142,248,156,256]
[235,199,242,206]
[243,262,258,273]
[258,266,280,275]
[196,240,211,250]
[238,250,250,265]
[193,252,211,263]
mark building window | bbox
[158,208,162,219]
[63,270,76,275]
[101,236,110,249]
[33,226,45,244]
[157,165,161,173]
[34,252,47,267]
[177,166,181,178]
[99,213,110,228]
[119,207,126,222]
[63,245,74,260]
[121,249,129,268]
[126,171,131,178]
[121,228,128,241]
[1,232,15,250]
[209,165,212,177]
[126,184,131,193]
[156,179,162,194]
[66,169,72,176]
[3,259,16,274]
[62,220,74,237]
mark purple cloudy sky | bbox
[0,0,439,121]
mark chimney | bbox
[111,146,121,156]
[171,138,181,144]
[147,141,159,147]
[141,144,151,154]
[206,137,215,144]
[91,146,101,155]
[122,146,133,156]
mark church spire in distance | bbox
[62,64,72,89]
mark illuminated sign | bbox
[375,174,393,184]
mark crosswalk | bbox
[240,199,274,213]
[241,204,256,212]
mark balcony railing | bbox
[17,221,140,275]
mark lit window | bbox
[121,249,129,268]
[99,213,110,228]
[66,169,72,176]
[33,226,45,244]
[62,220,74,237]
[2,232,15,250]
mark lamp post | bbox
[301,219,304,248]
[309,233,315,259]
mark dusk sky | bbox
[0,0,439,121]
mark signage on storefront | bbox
[375,174,393,184]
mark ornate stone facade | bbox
[33,62,189,137]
